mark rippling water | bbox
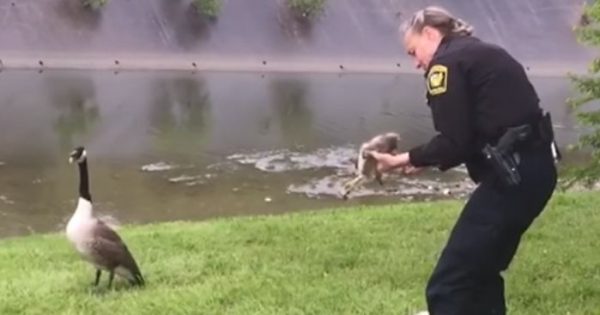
[0,69,580,237]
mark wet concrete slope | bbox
[0,0,594,72]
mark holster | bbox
[482,111,560,187]
[482,125,531,186]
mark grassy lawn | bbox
[0,191,598,315]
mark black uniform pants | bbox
[425,144,557,315]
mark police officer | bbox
[369,6,558,315]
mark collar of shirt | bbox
[424,34,460,78]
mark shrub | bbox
[287,0,326,19]
[563,0,600,188]
[193,0,222,19]
[80,0,108,10]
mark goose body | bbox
[341,132,401,199]
[66,146,144,288]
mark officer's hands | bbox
[369,152,410,173]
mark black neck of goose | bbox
[78,160,92,202]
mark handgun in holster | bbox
[482,124,532,186]
[482,111,561,186]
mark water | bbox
[0,69,581,237]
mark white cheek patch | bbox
[78,150,87,163]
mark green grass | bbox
[1,192,599,314]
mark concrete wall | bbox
[0,0,594,73]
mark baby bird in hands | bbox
[341,132,401,199]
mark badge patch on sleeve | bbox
[427,65,448,95]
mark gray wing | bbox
[90,219,143,278]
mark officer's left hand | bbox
[369,152,410,173]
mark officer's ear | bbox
[421,25,443,41]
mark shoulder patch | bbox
[427,64,448,96]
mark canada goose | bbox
[65,146,144,289]
[341,132,401,199]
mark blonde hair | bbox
[401,6,474,36]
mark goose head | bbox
[381,132,401,152]
[69,146,87,164]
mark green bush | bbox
[564,0,600,188]
[287,0,326,19]
[80,0,108,10]
[193,0,222,19]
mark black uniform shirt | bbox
[408,35,543,180]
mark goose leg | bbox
[108,270,115,289]
[343,176,363,191]
[342,176,365,199]
[375,171,384,186]
[94,269,102,286]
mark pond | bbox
[0,69,581,237]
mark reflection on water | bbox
[0,69,581,238]
[148,76,212,156]
[269,78,314,146]
[46,74,100,151]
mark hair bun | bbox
[452,18,474,36]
